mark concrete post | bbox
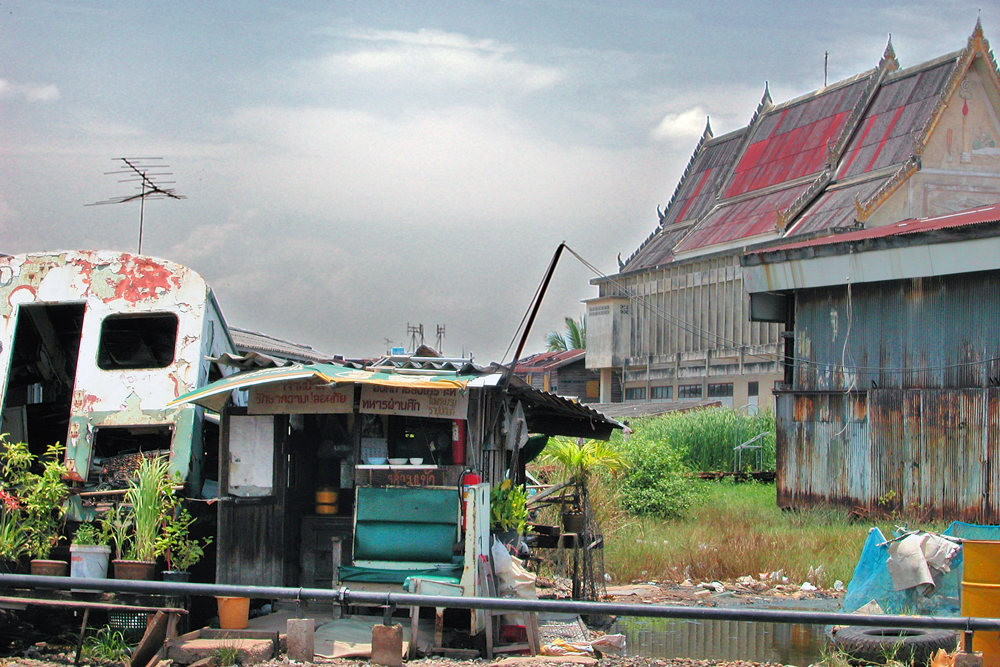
[287,618,315,663]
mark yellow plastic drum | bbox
[315,487,339,515]
[962,540,1000,667]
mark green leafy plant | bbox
[0,439,70,560]
[540,438,627,486]
[104,504,135,561]
[72,518,111,547]
[124,456,171,563]
[82,626,130,663]
[156,493,212,572]
[490,479,528,534]
[0,507,26,562]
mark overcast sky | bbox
[1,1,992,364]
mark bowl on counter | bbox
[387,458,407,465]
[366,457,387,465]
[409,457,424,465]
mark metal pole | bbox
[3,574,999,633]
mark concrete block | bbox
[286,618,315,663]
[371,623,404,667]
[955,652,984,667]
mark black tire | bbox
[831,626,957,666]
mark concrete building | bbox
[586,22,1000,410]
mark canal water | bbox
[612,615,828,666]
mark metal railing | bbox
[2,573,997,652]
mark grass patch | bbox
[601,480,948,586]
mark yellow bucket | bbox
[216,596,250,630]
[315,487,339,515]
[962,541,1000,667]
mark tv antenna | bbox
[87,157,186,254]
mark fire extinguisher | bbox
[451,419,467,465]
[461,469,481,530]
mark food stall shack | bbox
[169,356,620,605]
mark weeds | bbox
[82,626,130,663]
[213,641,242,666]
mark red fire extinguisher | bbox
[451,419,467,465]
[461,469,480,530]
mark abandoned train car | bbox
[0,250,238,500]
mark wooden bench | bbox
[0,591,187,667]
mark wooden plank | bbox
[0,596,186,614]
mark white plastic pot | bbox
[69,544,111,579]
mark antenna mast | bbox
[87,157,186,254]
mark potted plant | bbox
[0,440,71,575]
[0,506,27,573]
[113,455,171,580]
[489,479,528,547]
[70,519,112,580]
[539,437,627,536]
[157,495,212,582]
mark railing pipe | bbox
[2,573,998,635]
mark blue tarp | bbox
[842,522,1000,616]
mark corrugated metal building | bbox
[742,204,1000,520]
[587,22,1000,412]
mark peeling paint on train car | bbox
[0,251,237,491]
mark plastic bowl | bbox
[366,457,387,465]
[387,458,407,465]
[409,457,424,465]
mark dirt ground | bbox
[0,579,844,667]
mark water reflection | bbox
[612,616,826,666]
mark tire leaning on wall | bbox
[830,626,957,666]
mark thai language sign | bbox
[359,384,468,419]
[248,380,353,414]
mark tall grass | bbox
[628,407,776,472]
[596,480,950,586]
[565,407,946,588]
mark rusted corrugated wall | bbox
[778,272,1000,520]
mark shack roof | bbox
[171,361,622,440]
[513,349,586,374]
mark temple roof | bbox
[620,24,993,274]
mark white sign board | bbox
[248,380,354,414]
[228,415,274,496]
[359,384,468,419]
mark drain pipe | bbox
[2,573,997,646]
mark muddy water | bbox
[612,616,828,666]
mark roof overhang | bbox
[171,362,621,440]
[742,207,1000,294]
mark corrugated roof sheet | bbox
[620,28,987,269]
[723,76,873,199]
[675,182,811,252]
[837,57,959,180]
[786,177,889,236]
[750,203,1000,256]
[514,349,586,373]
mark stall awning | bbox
[169,362,476,413]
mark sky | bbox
[0,1,994,365]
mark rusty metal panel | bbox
[793,273,1000,392]
[781,387,1000,522]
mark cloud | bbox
[315,28,563,95]
[0,78,59,103]
[651,106,709,141]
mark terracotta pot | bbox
[112,560,157,580]
[30,559,68,576]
